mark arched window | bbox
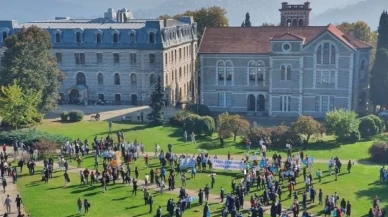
[292,19,297,27]
[96,33,102,43]
[55,33,61,43]
[76,32,82,43]
[287,65,292,80]
[113,33,119,43]
[149,32,155,43]
[217,61,233,86]
[130,73,137,85]
[114,73,120,85]
[76,72,86,85]
[298,19,304,26]
[150,74,156,86]
[316,42,336,65]
[2,31,7,40]
[129,33,135,43]
[360,59,366,80]
[97,73,104,85]
[248,61,265,86]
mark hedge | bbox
[0,130,71,147]
[369,141,388,163]
[183,114,215,136]
[368,115,385,133]
[359,116,379,138]
[68,110,84,122]
[60,111,69,122]
[201,116,216,136]
[186,104,212,116]
[169,110,194,126]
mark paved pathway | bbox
[0,169,26,216]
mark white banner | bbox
[212,159,246,171]
[179,158,196,169]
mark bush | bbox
[201,116,215,136]
[369,141,388,163]
[68,110,84,122]
[269,125,302,146]
[247,123,272,146]
[186,104,212,116]
[325,109,360,143]
[368,115,385,133]
[169,110,194,126]
[359,116,379,138]
[35,140,58,157]
[60,111,69,122]
[0,130,71,147]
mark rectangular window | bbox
[226,68,232,85]
[316,71,321,84]
[322,71,329,84]
[330,71,335,84]
[316,70,336,85]
[96,53,103,64]
[218,68,225,85]
[149,54,156,64]
[226,92,232,106]
[323,43,330,64]
[130,53,137,64]
[55,53,62,64]
[113,53,120,64]
[165,53,168,65]
[218,92,225,106]
[249,69,256,85]
[321,96,328,111]
[75,53,85,65]
[280,95,291,112]
[315,95,335,111]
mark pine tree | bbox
[244,12,252,27]
[370,48,388,109]
[377,11,388,50]
[241,21,245,27]
[147,76,167,125]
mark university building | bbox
[198,2,372,117]
[0,8,198,105]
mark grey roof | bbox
[165,19,187,27]
[15,21,146,30]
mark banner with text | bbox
[179,158,196,169]
[212,159,246,171]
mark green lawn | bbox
[37,120,378,160]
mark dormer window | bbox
[149,32,155,43]
[75,32,83,43]
[55,33,61,43]
[113,33,119,43]
[96,33,102,43]
[129,33,136,43]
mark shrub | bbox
[325,109,360,143]
[291,116,322,143]
[169,110,194,126]
[68,110,84,122]
[359,116,379,138]
[369,141,388,163]
[269,124,302,146]
[186,104,212,116]
[35,140,58,157]
[247,123,272,146]
[217,113,250,141]
[60,111,69,122]
[183,114,203,135]
[368,115,385,133]
[0,130,70,147]
[201,116,215,136]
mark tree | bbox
[147,76,167,125]
[291,116,322,144]
[218,113,250,141]
[336,21,375,43]
[261,23,277,26]
[377,11,388,50]
[0,26,64,114]
[370,48,388,109]
[244,12,252,27]
[325,109,361,143]
[0,81,42,129]
[160,6,229,39]
[241,21,245,27]
[34,140,58,158]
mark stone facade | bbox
[0,9,198,106]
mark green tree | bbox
[241,21,245,27]
[0,26,64,114]
[336,21,375,43]
[161,6,229,39]
[0,81,42,129]
[244,12,252,27]
[325,109,360,143]
[291,116,322,144]
[218,113,250,141]
[370,48,388,109]
[377,11,388,50]
[147,76,166,126]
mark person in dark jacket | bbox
[270,203,277,217]
[203,201,210,217]
[346,201,351,217]
[156,206,162,217]
[198,189,204,205]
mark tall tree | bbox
[377,11,388,50]
[160,6,229,39]
[0,26,64,114]
[218,113,250,142]
[0,81,42,129]
[241,21,245,27]
[370,48,388,109]
[244,12,252,27]
[291,116,322,144]
[147,76,167,126]
[336,21,376,44]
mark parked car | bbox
[378,110,388,117]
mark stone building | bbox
[198,2,372,117]
[0,8,198,105]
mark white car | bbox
[378,110,388,117]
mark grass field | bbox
[37,120,379,161]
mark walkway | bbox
[0,168,26,216]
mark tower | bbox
[279,1,312,27]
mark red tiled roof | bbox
[198,24,372,54]
[351,38,374,49]
[271,32,305,41]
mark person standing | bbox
[108,121,113,133]
[148,196,153,213]
[198,189,204,205]
[204,184,210,201]
[191,132,196,143]
[137,111,140,121]
[347,160,352,173]
[143,187,150,205]
[15,194,22,214]
[203,201,210,217]
[334,165,339,181]
[346,201,351,217]
[318,189,323,205]
[132,179,138,196]
[84,199,90,214]
[4,195,11,214]
[141,111,144,123]
[64,171,70,187]
[183,131,188,143]
[156,205,162,217]
[2,176,7,193]
[211,174,215,189]
[220,187,225,202]
[77,198,82,214]
[101,175,107,193]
